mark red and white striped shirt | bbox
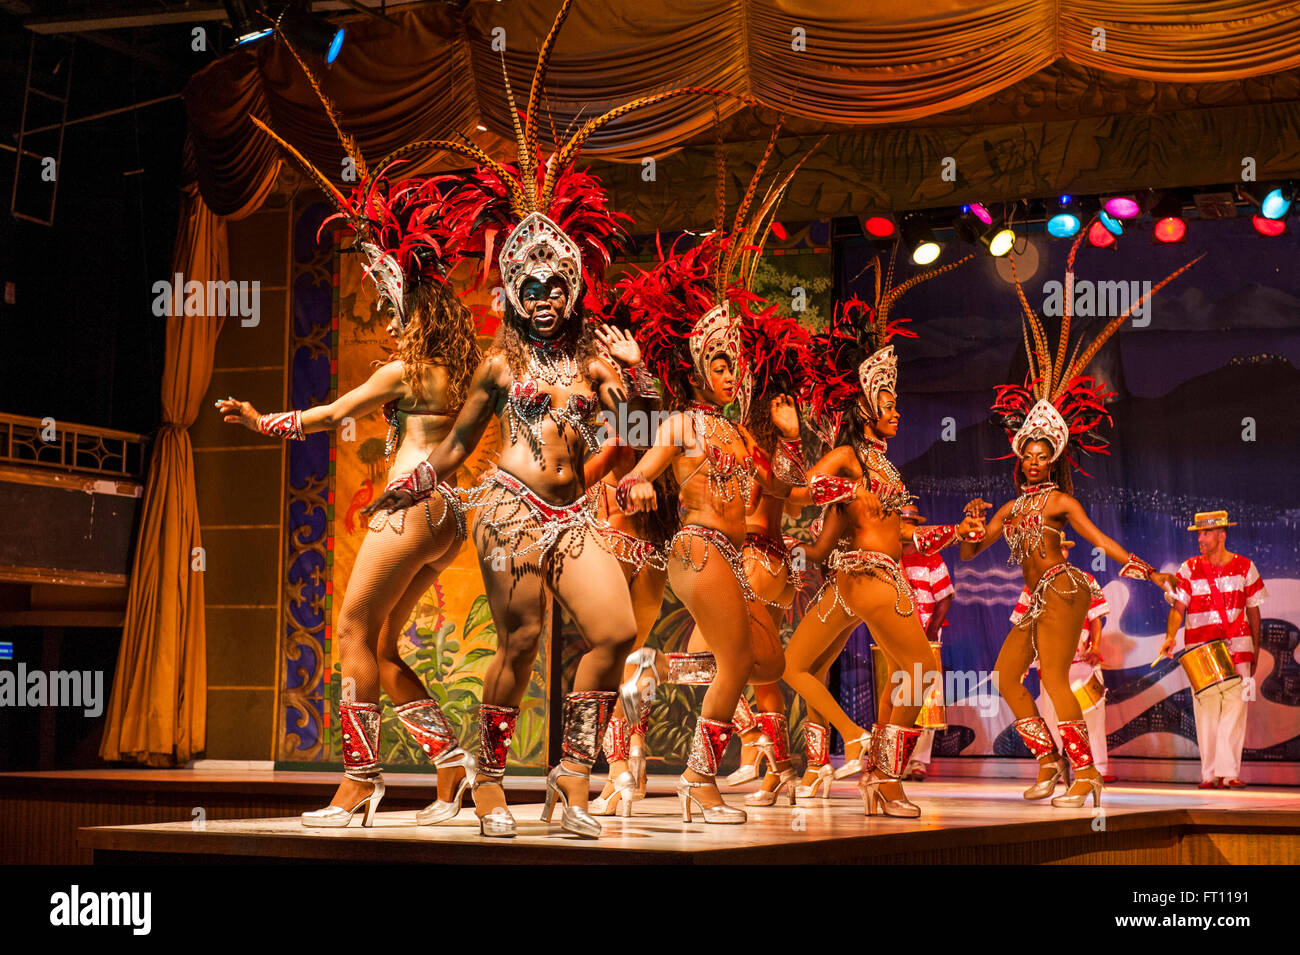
[1173,554,1267,664]
[1010,572,1108,664]
[901,551,954,632]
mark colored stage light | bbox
[1252,215,1286,236]
[901,214,941,264]
[326,27,345,63]
[969,203,993,225]
[864,216,897,238]
[1087,220,1116,247]
[1103,196,1140,218]
[1047,213,1081,238]
[1153,217,1187,243]
[1261,188,1291,220]
[986,228,1015,257]
[225,1,272,46]
[1099,211,1124,236]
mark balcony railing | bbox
[0,412,146,480]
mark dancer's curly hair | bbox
[391,279,482,409]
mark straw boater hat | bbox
[1188,510,1236,531]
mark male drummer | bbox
[1011,543,1114,782]
[1159,510,1267,790]
[899,505,955,781]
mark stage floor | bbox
[78,778,1300,865]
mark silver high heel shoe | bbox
[744,767,798,807]
[301,775,385,828]
[628,736,648,799]
[619,648,660,732]
[677,776,747,824]
[415,750,477,825]
[833,731,873,779]
[1023,754,1066,800]
[725,734,772,786]
[1051,720,1103,807]
[472,777,517,838]
[1051,774,1103,808]
[795,763,835,800]
[590,770,637,817]
[859,773,921,818]
[541,762,602,837]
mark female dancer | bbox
[720,309,816,806]
[781,264,981,818]
[357,0,728,837]
[222,98,482,827]
[960,237,1193,807]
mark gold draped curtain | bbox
[99,144,277,766]
[185,0,1300,214]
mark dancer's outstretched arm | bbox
[1061,495,1175,591]
[217,361,408,436]
[960,499,1009,560]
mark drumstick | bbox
[1151,582,1178,667]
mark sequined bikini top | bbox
[852,434,914,517]
[505,376,604,469]
[685,402,756,504]
[1003,482,1062,565]
[381,399,459,458]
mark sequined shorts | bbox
[743,532,802,609]
[667,524,760,604]
[368,481,467,541]
[818,548,916,619]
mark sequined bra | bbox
[1003,482,1062,565]
[684,403,756,504]
[505,376,604,466]
[853,434,914,517]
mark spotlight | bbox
[862,214,898,239]
[901,215,941,265]
[1238,182,1294,221]
[1098,210,1124,236]
[1252,215,1287,237]
[968,202,993,226]
[1102,195,1140,219]
[224,0,272,46]
[1149,193,1187,244]
[985,227,1015,257]
[242,2,345,62]
[1087,219,1116,248]
[1046,195,1081,238]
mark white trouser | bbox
[1037,661,1108,773]
[909,730,934,769]
[1190,662,1252,781]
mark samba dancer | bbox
[961,232,1193,807]
[781,258,980,819]
[221,51,481,827]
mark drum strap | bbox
[1201,557,1250,639]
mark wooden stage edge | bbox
[74,780,1300,866]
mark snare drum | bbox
[1179,639,1242,697]
[871,641,945,730]
[1070,667,1106,712]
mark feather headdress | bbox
[993,223,1203,470]
[804,245,971,443]
[383,0,762,322]
[248,36,454,330]
[619,125,820,421]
